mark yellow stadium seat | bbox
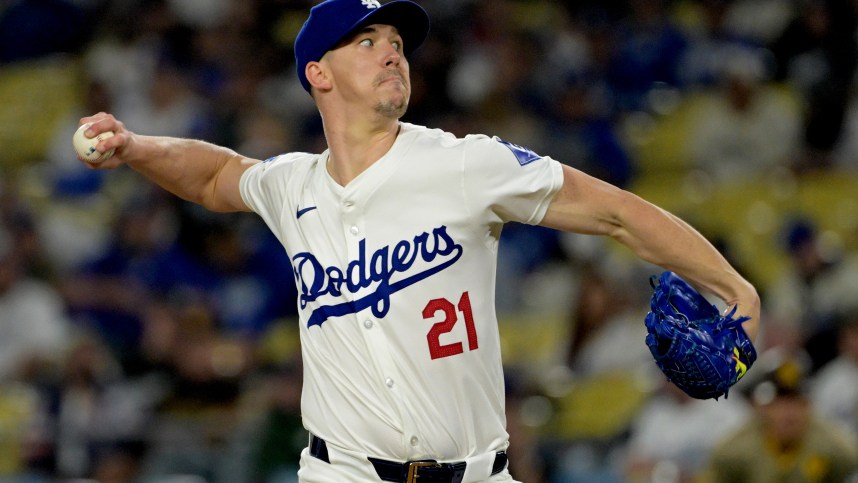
[0,57,83,168]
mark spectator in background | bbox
[251,359,305,483]
[687,49,801,184]
[61,186,295,366]
[565,263,651,377]
[444,0,521,113]
[703,350,858,482]
[503,373,549,483]
[533,6,637,189]
[831,85,858,173]
[624,379,751,482]
[136,296,250,483]
[0,221,72,383]
[603,0,689,112]
[171,204,297,339]
[540,72,636,189]
[765,217,858,371]
[719,0,795,46]
[59,188,189,363]
[34,333,151,480]
[810,311,858,442]
[678,0,764,88]
[768,0,858,172]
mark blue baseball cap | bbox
[295,0,430,93]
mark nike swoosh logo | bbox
[297,206,318,219]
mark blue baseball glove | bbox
[644,271,757,399]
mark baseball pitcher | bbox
[74,0,760,481]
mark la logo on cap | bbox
[362,0,381,8]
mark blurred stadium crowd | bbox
[1,0,858,481]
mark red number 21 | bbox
[422,292,479,360]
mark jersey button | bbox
[385,378,394,388]
[349,226,359,235]
[363,319,373,329]
[410,436,419,447]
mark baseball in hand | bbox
[73,123,115,163]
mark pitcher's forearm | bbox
[616,204,752,298]
[76,114,257,212]
[542,165,760,341]
[125,135,247,211]
[614,199,760,341]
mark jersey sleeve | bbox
[462,135,564,225]
[239,153,301,240]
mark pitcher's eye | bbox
[359,38,373,47]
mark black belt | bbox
[309,434,508,483]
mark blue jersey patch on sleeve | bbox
[494,137,542,166]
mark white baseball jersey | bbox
[240,122,563,462]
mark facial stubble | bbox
[374,71,409,119]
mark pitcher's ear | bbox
[306,62,332,92]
